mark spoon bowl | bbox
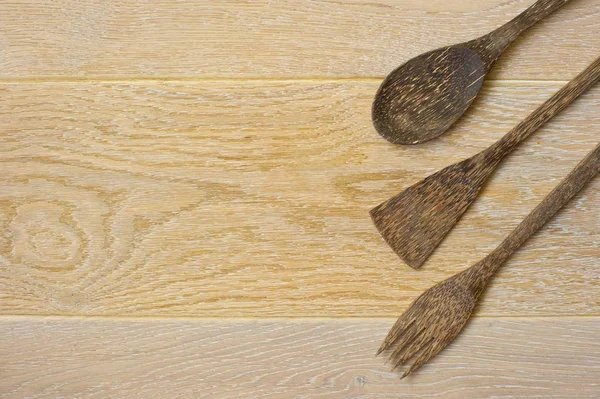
[372,0,570,144]
[372,46,486,144]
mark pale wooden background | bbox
[0,1,598,398]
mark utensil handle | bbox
[470,143,600,289]
[474,0,570,65]
[487,56,600,162]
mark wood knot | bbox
[9,201,83,270]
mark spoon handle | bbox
[473,0,570,65]
[466,142,600,294]
[487,55,600,162]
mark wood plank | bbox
[1,317,599,398]
[0,81,598,317]
[0,0,598,80]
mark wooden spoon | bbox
[370,55,600,269]
[372,0,570,145]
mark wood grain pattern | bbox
[2,1,598,395]
[0,0,598,79]
[0,80,598,317]
[1,317,599,398]
[378,144,599,377]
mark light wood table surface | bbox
[1,1,598,397]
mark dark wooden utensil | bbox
[377,142,600,378]
[372,0,570,145]
[371,55,600,269]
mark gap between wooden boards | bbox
[0,77,574,84]
[1,314,600,321]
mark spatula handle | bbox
[472,143,600,286]
[475,0,570,64]
[487,56,600,162]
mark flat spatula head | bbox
[370,153,493,268]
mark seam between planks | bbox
[0,314,599,321]
[0,77,572,85]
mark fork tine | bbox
[376,315,416,356]
[379,319,416,359]
[393,335,434,370]
[400,339,446,379]
[388,327,424,369]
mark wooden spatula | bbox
[371,55,600,269]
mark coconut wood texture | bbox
[371,0,569,144]
[378,143,599,377]
[0,0,598,79]
[1,317,600,398]
[1,0,599,396]
[371,56,600,269]
[472,0,571,66]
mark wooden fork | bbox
[377,143,600,379]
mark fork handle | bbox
[471,143,600,286]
